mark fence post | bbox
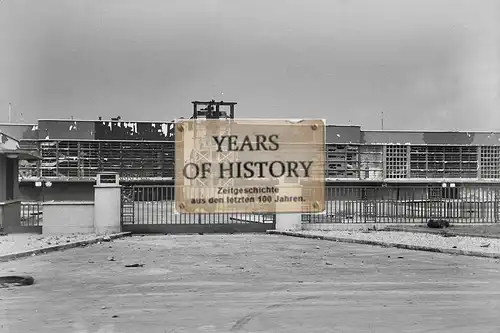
[275,213,302,231]
[94,172,122,234]
[274,180,303,231]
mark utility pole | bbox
[381,112,384,130]
[8,103,12,123]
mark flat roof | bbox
[36,118,176,123]
[4,120,500,145]
[0,123,37,126]
[362,129,500,133]
[0,149,41,160]
[22,119,500,133]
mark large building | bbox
[1,118,500,203]
[0,119,176,201]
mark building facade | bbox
[324,126,499,181]
[1,120,500,203]
[0,119,176,201]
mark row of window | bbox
[16,141,500,180]
[325,145,499,179]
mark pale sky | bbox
[1,0,499,130]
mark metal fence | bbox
[303,184,500,224]
[122,184,500,228]
[120,185,276,233]
[20,202,43,227]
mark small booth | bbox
[0,131,41,233]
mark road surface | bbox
[1,234,500,332]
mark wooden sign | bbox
[175,119,325,214]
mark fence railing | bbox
[100,183,500,227]
[303,185,500,224]
[121,184,500,225]
[20,202,43,227]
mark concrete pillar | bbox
[275,180,303,232]
[94,172,121,234]
[275,213,302,231]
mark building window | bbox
[6,158,15,200]
[480,146,500,179]
[38,139,176,179]
[410,146,478,178]
[359,145,383,180]
[460,147,478,178]
[325,144,359,178]
[442,186,459,199]
[427,185,460,200]
[386,145,407,178]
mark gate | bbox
[120,185,276,234]
[2,202,42,234]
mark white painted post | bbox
[94,172,121,234]
[275,179,303,232]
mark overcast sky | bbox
[1,0,499,130]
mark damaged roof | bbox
[0,131,41,160]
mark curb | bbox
[267,230,500,260]
[381,227,500,240]
[0,232,132,262]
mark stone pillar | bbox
[275,179,303,232]
[94,172,121,234]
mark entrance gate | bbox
[120,185,276,234]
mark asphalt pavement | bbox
[1,234,500,333]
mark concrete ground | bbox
[388,224,500,238]
[0,233,117,257]
[1,234,500,333]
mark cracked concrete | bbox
[1,234,500,332]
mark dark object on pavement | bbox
[427,219,450,229]
[125,263,144,268]
[0,275,34,288]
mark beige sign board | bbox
[175,118,325,214]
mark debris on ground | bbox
[0,275,34,288]
[427,219,450,229]
[124,263,144,267]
